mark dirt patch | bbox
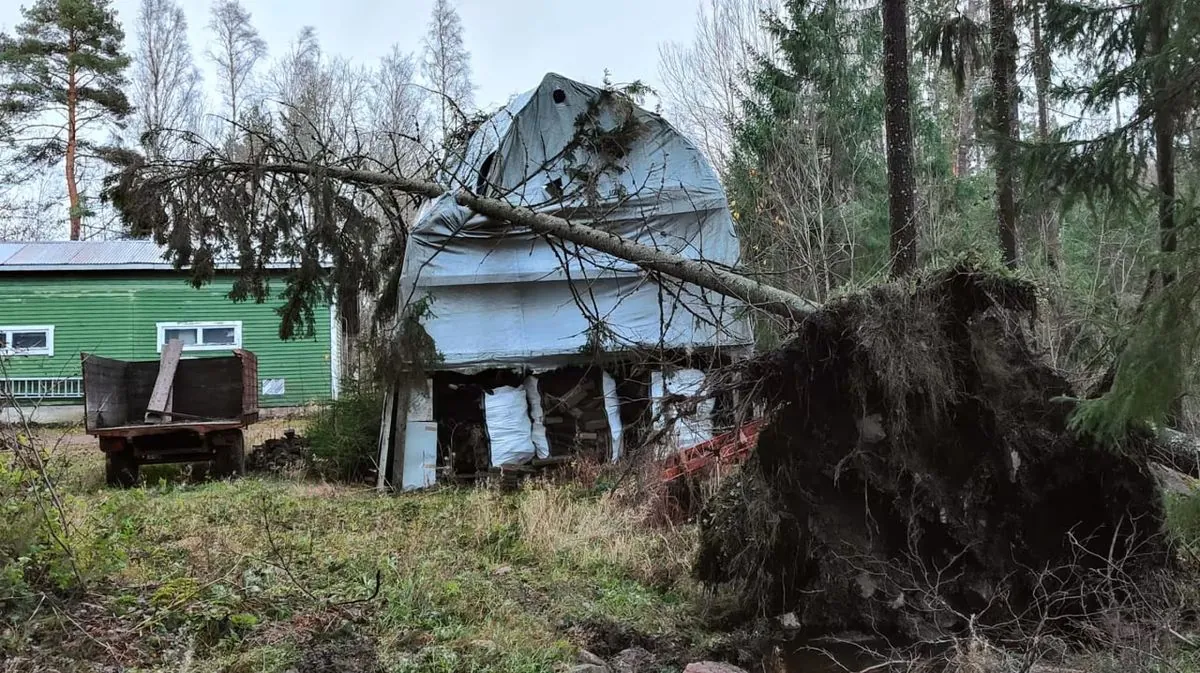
[697,264,1169,641]
[297,626,383,673]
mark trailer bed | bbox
[89,418,255,439]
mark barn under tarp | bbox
[379,73,752,490]
[396,72,751,370]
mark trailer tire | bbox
[211,430,246,478]
[104,445,139,488]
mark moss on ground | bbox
[1,451,711,673]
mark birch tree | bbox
[206,0,265,134]
[657,0,781,168]
[421,0,474,140]
[131,0,201,157]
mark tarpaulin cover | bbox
[398,73,753,371]
[602,371,623,461]
[524,375,551,460]
[484,385,536,466]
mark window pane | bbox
[202,327,236,346]
[12,331,47,349]
[0,333,7,349]
[164,328,198,346]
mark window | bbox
[0,326,54,356]
[156,321,243,352]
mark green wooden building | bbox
[0,241,342,421]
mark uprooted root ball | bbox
[697,264,1169,641]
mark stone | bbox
[577,650,607,667]
[611,647,655,673]
[683,663,749,673]
[569,665,609,673]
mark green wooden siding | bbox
[0,272,333,407]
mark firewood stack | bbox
[541,375,611,461]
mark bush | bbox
[1166,491,1200,554]
[307,383,383,482]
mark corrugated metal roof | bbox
[0,243,24,266]
[0,240,313,272]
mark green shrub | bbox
[307,382,383,482]
[1166,491,1200,553]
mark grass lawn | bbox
[1,423,721,673]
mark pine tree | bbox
[0,0,131,240]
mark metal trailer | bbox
[81,347,259,487]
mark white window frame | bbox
[0,325,55,357]
[156,321,243,353]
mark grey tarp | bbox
[398,73,752,371]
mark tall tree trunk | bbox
[883,0,918,277]
[1148,0,1176,285]
[66,54,81,240]
[991,0,1019,268]
[954,0,981,177]
[1032,3,1060,269]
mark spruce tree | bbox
[0,0,131,240]
[882,0,918,276]
[1029,0,1200,436]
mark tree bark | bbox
[1148,0,1176,285]
[189,162,820,321]
[990,0,1019,269]
[954,0,982,178]
[1032,3,1060,270]
[66,41,82,241]
[883,0,918,277]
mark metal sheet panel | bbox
[0,240,320,271]
[402,421,439,491]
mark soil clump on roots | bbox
[697,264,1169,641]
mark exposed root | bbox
[697,263,1169,641]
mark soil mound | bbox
[697,264,1168,640]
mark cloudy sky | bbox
[1,0,700,110]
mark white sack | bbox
[524,375,551,460]
[601,371,623,462]
[484,385,536,466]
[651,369,714,453]
[668,369,713,450]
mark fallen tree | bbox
[696,264,1172,640]
[105,156,817,324]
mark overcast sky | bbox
[1,0,699,111]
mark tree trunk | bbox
[200,162,820,321]
[66,53,81,240]
[883,0,918,277]
[1148,0,1180,423]
[991,0,1019,269]
[1032,3,1060,270]
[953,0,981,178]
[1148,0,1176,285]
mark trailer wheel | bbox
[103,440,139,488]
[210,430,246,478]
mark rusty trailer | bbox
[81,347,259,486]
